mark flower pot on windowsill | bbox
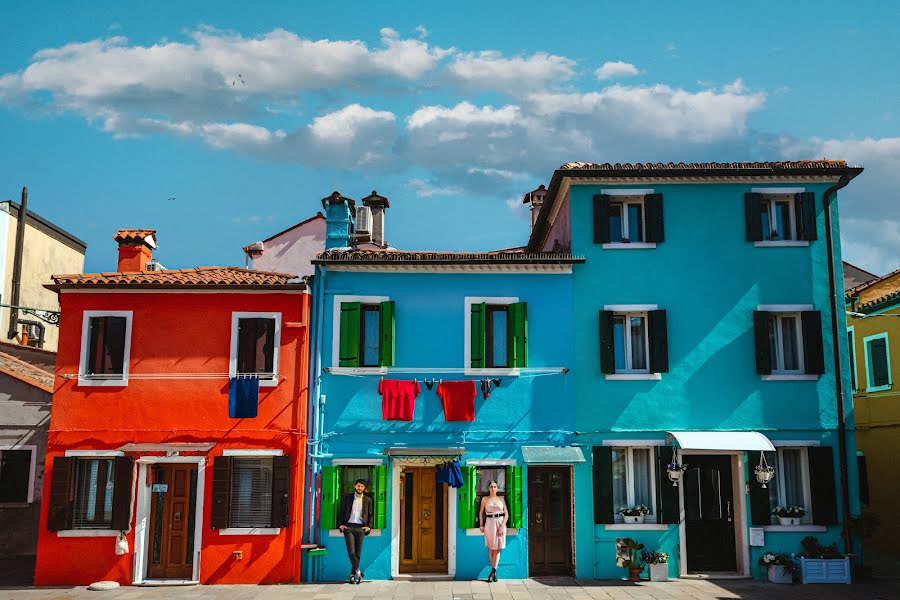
[648,563,668,582]
[768,564,793,584]
[777,516,799,526]
[623,515,645,524]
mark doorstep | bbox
[392,573,454,581]
[134,579,200,586]
[682,572,750,580]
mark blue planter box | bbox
[799,557,850,584]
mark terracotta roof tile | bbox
[857,289,900,314]
[558,160,850,171]
[845,267,900,298]
[0,349,54,392]
[315,249,583,264]
[113,229,157,247]
[48,266,305,290]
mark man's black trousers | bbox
[343,525,365,574]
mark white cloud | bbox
[200,122,285,150]
[595,61,639,80]
[447,51,575,93]
[415,25,429,39]
[406,178,463,198]
[308,103,396,143]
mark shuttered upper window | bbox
[864,333,891,392]
[79,311,132,386]
[336,299,394,369]
[753,308,824,378]
[468,298,527,371]
[593,192,664,247]
[745,191,816,244]
[599,307,668,377]
[230,312,281,386]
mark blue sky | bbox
[1,1,898,274]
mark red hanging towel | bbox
[436,380,476,422]
[379,379,421,421]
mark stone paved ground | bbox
[2,578,898,600]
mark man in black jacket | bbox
[339,478,373,583]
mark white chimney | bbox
[361,190,390,247]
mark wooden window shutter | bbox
[744,192,763,241]
[747,451,773,526]
[320,465,341,530]
[644,193,665,243]
[655,447,679,524]
[592,446,614,524]
[110,456,134,531]
[457,466,477,528]
[801,311,825,375]
[371,465,388,530]
[753,311,772,375]
[797,192,817,241]
[599,310,615,374]
[470,303,486,368]
[507,302,528,369]
[270,455,291,528]
[505,465,524,529]
[857,454,869,505]
[869,338,890,387]
[338,303,361,367]
[210,456,233,530]
[593,194,611,244]
[648,309,669,373]
[809,446,838,525]
[47,456,74,531]
[379,301,395,367]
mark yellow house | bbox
[846,266,900,573]
[0,190,86,352]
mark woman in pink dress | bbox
[478,481,508,582]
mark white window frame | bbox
[78,310,133,387]
[612,446,658,524]
[601,189,654,249]
[229,312,282,387]
[0,444,37,504]
[219,449,282,535]
[769,312,805,375]
[771,447,813,525]
[464,296,520,376]
[330,295,389,375]
[751,187,809,247]
[604,304,658,378]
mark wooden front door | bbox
[684,455,737,572]
[528,466,573,576]
[399,467,448,573]
[147,464,198,580]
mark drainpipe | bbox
[823,173,855,555]
[7,187,27,340]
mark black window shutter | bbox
[592,446,614,524]
[744,193,763,242]
[211,456,233,530]
[0,450,31,502]
[655,447,679,524]
[797,192,817,241]
[753,311,772,375]
[747,451,773,526]
[809,446,838,525]
[47,456,74,531]
[870,338,890,387]
[110,456,134,531]
[648,309,669,373]
[857,454,869,505]
[801,311,825,375]
[237,319,256,374]
[599,310,615,374]
[270,455,291,528]
[593,194,611,244]
[644,193,665,243]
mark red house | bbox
[34,230,309,585]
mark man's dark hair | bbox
[354,478,368,487]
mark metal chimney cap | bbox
[362,190,390,208]
[320,191,356,211]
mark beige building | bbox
[0,192,86,352]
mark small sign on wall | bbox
[749,527,765,547]
[152,483,169,493]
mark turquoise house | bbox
[526,161,864,579]
[303,192,585,581]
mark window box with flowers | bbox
[619,505,649,524]
[773,506,806,526]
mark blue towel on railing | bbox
[447,459,464,488]
[228,376,259,418]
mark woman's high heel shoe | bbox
[488,569,497,582]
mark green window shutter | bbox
[379,301,395,367]
[753,311,772,375]
[797,192,817,241]
[339,303,361,367]
[505,465,524,529]
[748,451,773,526]
[457,466,477,528]
[869,338,890,387]
[507,302,528,368]
[745,192,763,241]
[371,465,388,529]
[320,465,341,529]
[599,310,615,374]
[470,304,486,368]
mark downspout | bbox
[822,173,854,554]
[7,186,27,340]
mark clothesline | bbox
[326,367,568,377]
[57,372,275,380]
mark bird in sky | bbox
[167,197,176,201]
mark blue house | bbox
[303,191,584,581]
[525,161,863,579]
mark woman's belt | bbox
[485,513,505,518]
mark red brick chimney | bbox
[113,229,157,272]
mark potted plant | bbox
[619,505,649,524]
[754,463,775,488]
[772,506,806,525]
[759,551,794,584]
[798,536,850,584]
[622,538,645,582]
[641,549,669,582]
[666,461,688,487]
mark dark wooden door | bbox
[683,455,737,572]
[399,467,448,573]
[147,464,198,579]
[528,466,573,576]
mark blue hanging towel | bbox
[435,462,450,485]
[228,376,259,418]
[448,459,464,488]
